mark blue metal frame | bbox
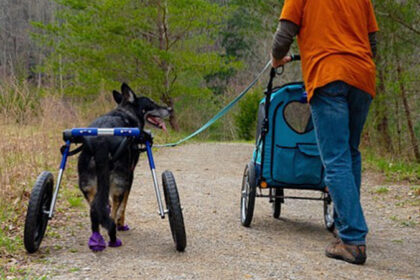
[48,128,167,219]
[48,140,71,218]
[145,141,156,170]
[70,127,141,137]
[59,141,71,170]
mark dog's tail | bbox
[90,144,116,240]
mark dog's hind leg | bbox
[78,151,97,204]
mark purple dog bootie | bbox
[117,225,130,231]
[88,232,106,252]
[108,238,122,247]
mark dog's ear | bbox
[121,83,136,103]
[112,90,122,104]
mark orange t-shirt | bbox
[280,0,379,101]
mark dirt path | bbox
[28,143,419,279]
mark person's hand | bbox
[271,54,292,68]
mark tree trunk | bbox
[167,98,180,131]
[157,0,180,131]
[395,54,420,162]
[376,63,393,153]
[160,94,179,131]
[394,98,402,154]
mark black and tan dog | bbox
[77,83,170,251]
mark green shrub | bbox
[0,79,41,124]
[375,187,389,194]
[235,89,262,140]
[363,149,420,182]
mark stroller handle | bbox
[290,54,300,61]
[272,54,300,74]
[263,53,303,135]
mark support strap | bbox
[60,137,132,162]
[60,144,84,156]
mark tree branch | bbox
[377,10,420,36]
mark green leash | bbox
[155,60,271,148]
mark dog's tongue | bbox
[148,115,167,132]
[160,122,167,132]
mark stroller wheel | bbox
[24,171,53,253]
[323,193,335,232]
[162,171,187,252]
[240,163,256,227]
[272,188,283,219]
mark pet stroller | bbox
[240,56,334,231]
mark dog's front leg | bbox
[116,189,131,231]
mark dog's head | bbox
[113,83,171,131]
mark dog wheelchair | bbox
[240,56,335,231]
[24,128,186,253]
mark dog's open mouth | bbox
[146,115,167,131]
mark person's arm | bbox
[272,0,304,67]
[368,32,377,58]
[271,20,300,60]
[366,0,379,58]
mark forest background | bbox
[0,0,418,159]
[0,0,418,276]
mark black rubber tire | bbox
[24,171,53,253]
[240,163,256,227]
[162,170,187,252]
[323,193,335,232]
[272,188,283,219]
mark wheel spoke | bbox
[323,194,335,230]
[241,190,247,198]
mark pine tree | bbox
[35,0,237,130]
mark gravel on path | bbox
[28,143,419,280]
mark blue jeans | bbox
[310,81,372,245]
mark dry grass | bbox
[0,79,117,277]
[0,81,88,216]
[0,123,78,278]
[0,80,181,277]
[0,78,40,124]
[0,122,83,269]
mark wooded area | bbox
[0,0,418,162]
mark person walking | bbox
[271,0,379,265]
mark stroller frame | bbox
[240,58,335,231]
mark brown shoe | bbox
[325,239,367,265]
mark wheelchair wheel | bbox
[323,193,335,232]
[24,171,53,253]
[272,188,283,219]
[162,171,186,252]
[240,163,256,227]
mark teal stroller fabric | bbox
[253,82,325,190]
